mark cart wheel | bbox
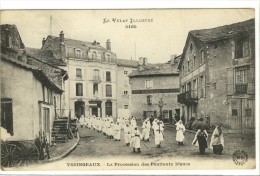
[1,142,23,167]
[16,142,40,166]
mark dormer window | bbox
[106,54,111,62]
[75,49,82,58]
[92,51,97,60]
[190,43,193,52]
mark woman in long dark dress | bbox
[192,128,208,154]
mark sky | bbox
[1,9,255,63]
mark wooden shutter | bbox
[227,67,234,95]
[247,66,255,94]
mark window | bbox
[235,37,249,58]
[124,91,128,95]
[42,84,45,102]
[245,108,252,117]
[235,67,248,84]
[187,61,190,71]
[232,109,238,116]
[101,53,105,61]
[105,102,112,116]
[124,71,128,75]
[106,84,112,97]
[193,55,196,69]
[200,49,204,64]
[106,54,111,62]
[106,71,111,82]
[93,69,100,81]
[190,43,193,52]
[93,83,98,96]
[200,75,205,98]
[1,98,13,135]
[145,79,153,89]
[92,51,97,60]
[147,95,152,105]
[76,68,82,78]
[76,83,83,96]
[75,49,81,58]
[124,105,129,109]
[235,66,248,94]
[182,65,185,76]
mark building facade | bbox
[129,57,180,122]
[177,19,255,133]
[1,25,68,142]
[41,32,138,118]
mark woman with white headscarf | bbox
[210,126,224,154]
[176,120,185,145]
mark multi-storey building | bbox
[1,24,68,142]
[129,57,180,122]
[41,31,138,118]
[177,19,255,133]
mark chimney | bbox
[59,31,64,43]
[138,57,148,65]
[106,39,111,50]
[42,38,46,48]
[97,42,100,46]
[170,54,177,64]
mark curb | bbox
[43,132,80,163]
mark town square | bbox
[0,9,257,171]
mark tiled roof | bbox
[26,47,66,66]
[46,35,113,53]
[1,49,63,93]
[190,18,255,42]
[129,62,179,77]
[116,58,139,68]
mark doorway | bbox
[74,101,85,119]
[1,98,13,136]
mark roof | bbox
[26,47,66,66]
[45,35,114,54]
[116,58,139,68]
[190,18,255,42]
[1,50,63,93]
[178,18,255,69]
[129,62,179,77]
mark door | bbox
[75,101,85,118]
[92,107,98,117]
[229,99,242,133]
[42,107,50,143]
[1,99,13,136]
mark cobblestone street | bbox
[66,122,255,161]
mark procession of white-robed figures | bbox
[76,115,224,154]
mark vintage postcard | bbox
[0,5,259,175]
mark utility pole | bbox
[49,15,53,36]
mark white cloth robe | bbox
[130,129,141,148]
[176,122,185,142]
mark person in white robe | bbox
[79,114,85,128]
[154,120,164,148]
[175,120,185,145]
[210,126,224,154]
[141,119,151,141]
[124,123,131,146]
[130,117,137,130]
[109,121,114,139]
[130,126,141,153]
[113,122,121,141]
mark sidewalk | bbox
[42,132,80,163]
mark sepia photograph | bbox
[0,4,259,174]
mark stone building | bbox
[41,32,138,118]
[1,24,68,142]
[177,19,255,133]
[129,57,180,122]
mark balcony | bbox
[178,90,198,104]
[235,84,248,94]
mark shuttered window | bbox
[106,84,112,97]
[76,83,83,96]
[105,102,112,116]
[106,71,111,82]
